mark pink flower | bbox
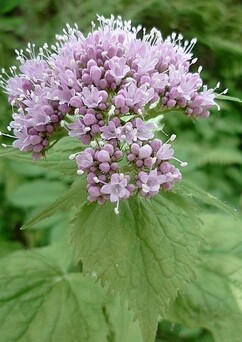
[156,143,174,160]
[76,151,93,170]
[81,86,108,108]
[118,122,136,144]
[100,120,119,140]
[134,118,156,141]
[138,169,166,196]
[106,57,130,85]
[101,173,131,204]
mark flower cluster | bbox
[71,113,183,212]
[0,16,220,211]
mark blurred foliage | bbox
[0,0,242,341]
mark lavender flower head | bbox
[0,15,223,212]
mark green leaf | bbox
[165,213,242,342]
[2,137,83,177]
[105,297,143,342]
[0,243,109,342]
[21,177,86,230]
[120,114,136,122]
[0,237,22,258]
[0,147,18,158]
[207,37,242,56]
[8,180,67,208]
[194,148,242,166]
[8,160,47,177]
[71,192,203,342]
[30,212,69,243]
[0,0,21,15]
[178,181,237,218]
[157,320,207,341]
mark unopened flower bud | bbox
[97,150,110,162]
[138,145,152,159]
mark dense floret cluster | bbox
[0,16,219,212]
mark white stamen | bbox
[161,129,168,137]
[0,131,15,139]
[19,94,25,101]
[142,184,150,193]
[216,88,228,97]
[77,170,84,175]
[2,143,12,148]
[170,134,176,142]
[165,134,176,144]
[93,177,100,183]
[172,156,188,167]
[149,98,160,109]
[151,157,157,165]
[120,173,124,180]
[90,141,98,148]
[114,200,120,215]
[68,78,73,86]
[108,105,115,117]
[60,120,65,127]
[70,59,76,67]
[69,152,79,160]
[74,108,80,115]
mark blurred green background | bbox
[0,0,242,341]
